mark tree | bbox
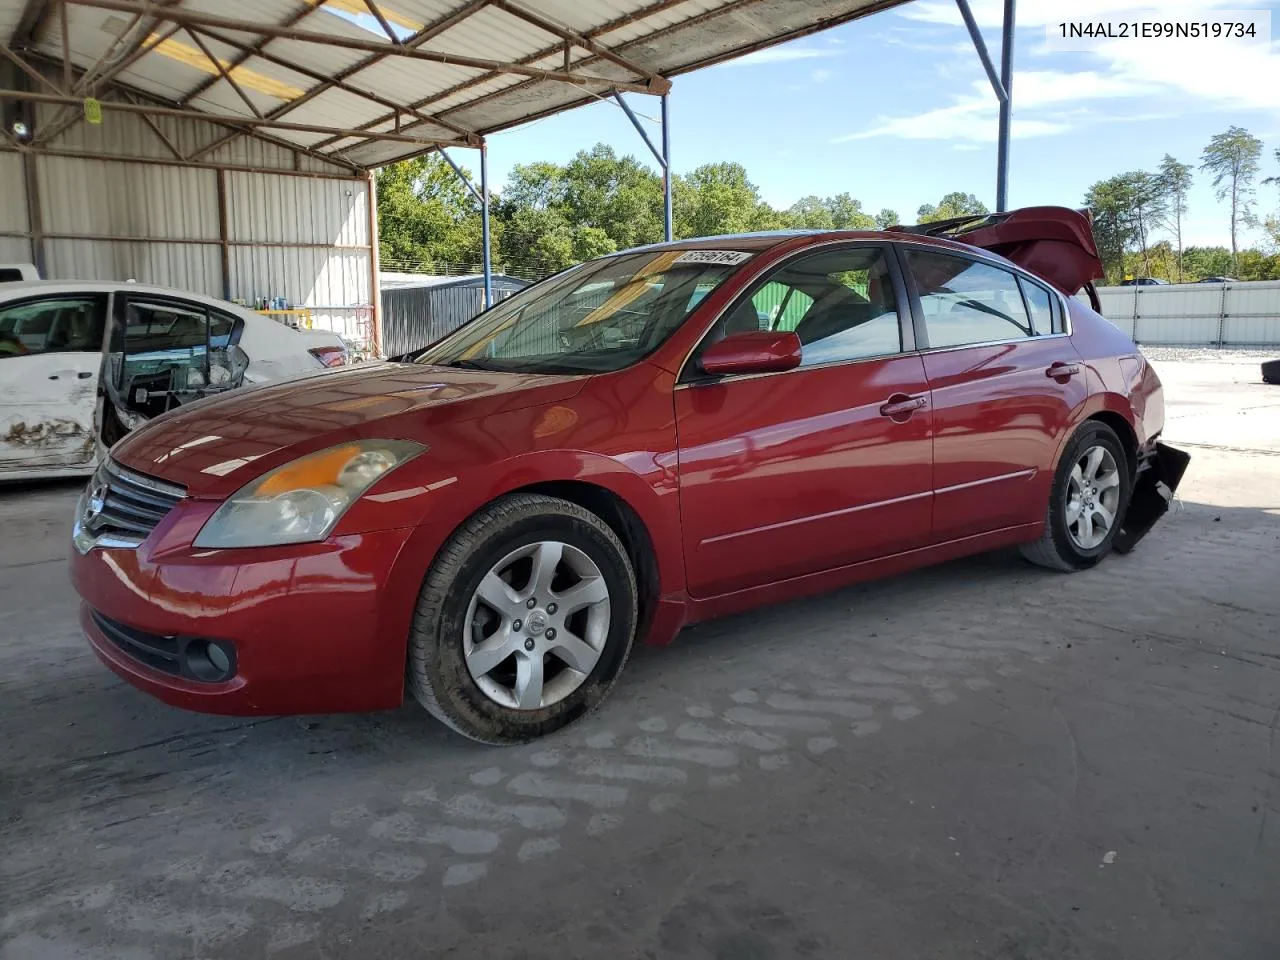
[788,196,835,229]
[1120,170,1168,279]
[561,145,664,251]
[875,208,901,229]
[1200,126,1263,275]
[674,162,768,237]
[1084,175,1140,282]
[375,155,489,271]
[1157,155,1193,281]
[824,192,876,230]
[917,191,988,223]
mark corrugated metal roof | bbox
[3,0,914,170]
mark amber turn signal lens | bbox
[255,445,361,495]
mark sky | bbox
[467,0,1280,249]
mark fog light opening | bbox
[182,639,236,682]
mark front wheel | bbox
[407,494,637,744]
[1021,421,1131,572]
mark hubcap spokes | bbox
[1066,444,1120,550]
[464,541,611,710]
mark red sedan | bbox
[69,207,1187,744]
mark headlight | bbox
[194,440,424,548]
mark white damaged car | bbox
[0,281,350,482]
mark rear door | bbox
[0,293,109,476]
[675,243,934,598]
[898,245,1087,543]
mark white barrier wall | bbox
[1085,281,1280,346]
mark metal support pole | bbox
[367,169,383,357]
[438,148,482,204]
[954,0,1007,103]
[661,93,672,242]
[22,152,46,277]
[480,141,493,309]
[215,169,231,300]
[996,0,1015,212]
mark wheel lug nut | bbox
[524,639,535,652]
[547,603,558,614]
[545,628,557,640]
[526,598,537,609]
[513,619,522,631]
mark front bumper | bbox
[71,525,419,716]
[1113,441,1191,554]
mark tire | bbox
[1020,421,1132,572]
[407,493,638,745]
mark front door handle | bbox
[77,371,93,379]
[880,394,927,421]
[1046,361,1081,380]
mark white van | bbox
[0,281,352,482]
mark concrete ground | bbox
[2,350,1278,960]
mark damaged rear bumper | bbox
[1113,441,1190,554]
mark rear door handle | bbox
[880,395,927,419]
[1046,361,1081,379]
[77,371,93,379]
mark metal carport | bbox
[1,0,1018,355]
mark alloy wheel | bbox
[463,540,611,710]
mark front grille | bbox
[88,460,186,542]
[92,610,182,676]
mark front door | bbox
[899,246,1089,542]
[0,293,109,476]
[675,244,934,599]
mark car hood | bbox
[111,363,584,498]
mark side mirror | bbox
[699,330,802,377]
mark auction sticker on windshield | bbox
[674,250,753,266]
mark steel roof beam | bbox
[183,25,263,118]
[489,0,668,93]
[954,0,1007,103]
[186,0,493,162]
[308,0,688,154]
[0,88,469,147]
[189,24,477,142]
[66,0,662,94]
[362,0,400,44]
[10,0,52,47]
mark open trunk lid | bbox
[892,206,1105,298]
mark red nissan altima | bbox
[69,207,1187,744]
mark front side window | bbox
[0,296,106,359]
[710,246,903,367]
[906,250,1034,349]
[417,251,747,374]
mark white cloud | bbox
[895,0,1280,113]
[810,67,835,83]
[830,69,1123,144]
[717,47,841,68]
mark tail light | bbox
[308,345,348,368]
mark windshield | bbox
[415,250,749,374]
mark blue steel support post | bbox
[661,93,672,242]
[996,0,1015,211]
[481,141,493,309]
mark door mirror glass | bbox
[700,330,802,376]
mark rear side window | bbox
[905,250,1033,349]
[1018,276,1059,335]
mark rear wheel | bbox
[1021,421,1131,572]
[407,494,637,745]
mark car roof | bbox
[0,280,264,315]
[618,229,1014,263]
